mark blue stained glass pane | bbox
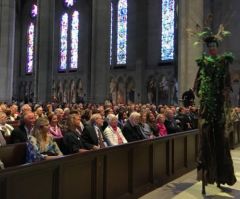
[26,23,35,74]
[161,0,175,61]
[70,11,79,70]
[110,3,113,65]
[117,0,128,65]
[60,13,68,71]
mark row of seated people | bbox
[0,102,199,168]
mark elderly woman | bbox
[103,114,127,146]
[26,117,63,163]
[138,111,155,139]
[156,113,168,137]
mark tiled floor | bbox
[140,147,240,199]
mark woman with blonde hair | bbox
[26,117,63,163]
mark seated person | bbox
[103,114,128,146]
[175,107,193,131]
[11,111,36,143]
[63,113,89,154]
[0,111,14,137]
[138,111,155,139]
[164,109,182,134]
[122,112,145,142]
[48,113,63,138]
[26,117,63,163]
[81,113,107,150]
[156,113,168,137]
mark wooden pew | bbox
[0,143,26,167]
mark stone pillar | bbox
[35,0,54,102]
[90,0,110,103]
[0,0,15,102]
[178,0,203,100]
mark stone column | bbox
[90,0,110,103]
[35,0,54,102]
[0,0,15,102]
[178,0,203,100]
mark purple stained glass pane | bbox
[161,0,175,61]
[26,23,35,74]
[64,0,75,8]
[117,0,128,65]
[110,3,113,65]
[31,4,38,18]
[60,13,68,71]
[70,11,79,70]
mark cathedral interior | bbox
[0,0,240,106]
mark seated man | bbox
[11,112,36,143]
[81,113,107,150]
[122,112,145,142]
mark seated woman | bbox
[138,111,155,139]
[103,114,128,146]
[48,113,63,138]
[63,113,89,154]
[156,114,168,137]
[26,117,63,163]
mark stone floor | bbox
[140,147,240,199]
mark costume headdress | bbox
[186,15,231,46]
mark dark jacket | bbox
[122,120,145,142]
[10,124,28,143]
[63,130,86,154]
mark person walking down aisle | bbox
[193,26,236,193]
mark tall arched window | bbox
[26,4,38,74]
[117,0,128,65]
[110,0,128,67]
[161,0,175,61]
[59,0,79,72]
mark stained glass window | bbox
[64,0,75,8]
[110,3,113,65]
[161,0,175,61]
[60,13,69,71]
[31,4,38,18]
[117,0,128,65]
[70,11,79,70]
[26,23,35,74]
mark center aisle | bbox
[140,147,240,199]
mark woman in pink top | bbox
[156,114,168,137]
[48,114,63,138]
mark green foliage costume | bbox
[194,51,237,186]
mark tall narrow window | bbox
[161,0,175,61]
[117,0,128,65]
[70,11,79,70]
[26,4,38,74]
[59,0,79,71]
[60,13,69,71]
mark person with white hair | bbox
[122,112,145,142]
[103,114,127,146]
[0,112,14,137]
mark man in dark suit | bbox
[81,113,107,150]
[122,112,145,142]
[11,112,36,143]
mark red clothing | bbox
[157,123,168,137]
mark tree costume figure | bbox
[194,33,236,194]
